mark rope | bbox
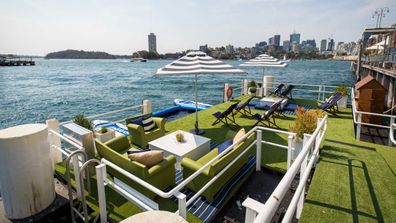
[384,104,396,114]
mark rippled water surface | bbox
[0,59,355,128]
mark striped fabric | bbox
[142,114,156,132]
[240,54,288,68]
[156,51,245,75]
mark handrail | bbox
[79,159,101,223]
[391,124,396,145]
[252,115,328,223]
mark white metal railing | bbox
[243,115,328,223]
[351,88,396,146]
[92,119,327,223]
[391,124,396,145]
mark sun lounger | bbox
[235,96,255,115]
[252,99,285,127]
[319,92,342,114]
[269,84,285,96]
[212,102,239,128]
[280,85,295,99]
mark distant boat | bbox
[174,99,212,111]
[280,55,291,63]
[130,58,147,62]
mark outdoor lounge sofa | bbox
[95,135,176,199]
[181,131,256,202]
[126,113,166,149]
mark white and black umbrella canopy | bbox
[240,54,288,68]
[156,51,245,75]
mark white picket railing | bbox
[391,124,396,145]
[91,116,328,223]
[351,88,396,146]
[243,115,328,223]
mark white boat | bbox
[174,99,212,111]
[130,58,147,62]
[280,55,291,63]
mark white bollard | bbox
[243,79,248,95]
[0,124,55,219]
[142,100,152,114]
[46,119,63,166]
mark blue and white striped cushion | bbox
[142,114,156,132]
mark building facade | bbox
[283,40,291,52]
[327,39,335,52]
[148,33,157,53]
[225,44,234,54]
[290,33,301,44]
[320,39,327,52]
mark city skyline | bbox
[0,0,395,56]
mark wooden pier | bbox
[0,57,35,66]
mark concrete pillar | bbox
[46,119,63,167]
[242,79,248,95]
[262,76,274,97]
[142,100,152,114]
[0,124,55,219]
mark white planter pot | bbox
[337,96,347,108]
[95,129,115,143]
[292,139,303,160]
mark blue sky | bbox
[0,0,395,55]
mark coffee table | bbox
[148,130,211,169]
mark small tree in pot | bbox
[248,80,257,95]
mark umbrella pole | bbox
[191,73,204,135]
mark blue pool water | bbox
[0,59,355,129]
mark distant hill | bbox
[45,49,130,59]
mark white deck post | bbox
[142,100,152,114]
[96,164,108,223]
[256,130,262,171]
[46,119,63,166]
[389,117,395,146]
[318,85,322,101]
[243,79,248,95]
[242,197,266,223]
[73,156,82,198]
[356,113,362,141]
[296,134,310,219]
[175,192,187,219]
[287,135,293,169]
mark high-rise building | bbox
[305,39,316,48]
[274,35,281,47]
[225,44,234,54]
[291,43,300,53]
[283,40,291,52]
[290,33,301,44]
[268,37,274,46]
[320,39,327,52]
[148,33,157,53]
[327,39,335,52]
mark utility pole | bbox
[372,7,390,28]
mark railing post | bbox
[296,134,310,219]
[96,164,108,223]
[389,117,395,146]
[142,99,152,114]
[356,113,362,141]
[73,156,82,198]
[242,198,266,223]
[256,130,262,171]
[287,135,293,169]
[243,79,248,95]
[46,119,63,167]
[175,192,187,220]
[318,85,322,101]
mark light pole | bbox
[372,7,390,28]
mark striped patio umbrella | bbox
[156,51,245,135]
[240,54,288,75]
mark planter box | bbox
[337,96,348,108]
[95,129,115,143]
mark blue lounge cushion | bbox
[218,139,233,154]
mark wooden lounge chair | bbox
[251,99,285,127]
[212,102,239,128]
[319,92,342,114]
[280,85,295,99]
[269,84,285,96]
[234,96,255,115]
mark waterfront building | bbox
[255,41,267,49]
[320,39,327,52]
[283,40,291,52]
[327,39,335,52]
[268,37,274,46]
[306,39,316,48]
[199,44,208,53]
[291,43,300,53]
[148,33,157,53]
[290,32,300,44]
[225,44,234,54]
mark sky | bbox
[0,0,395,56]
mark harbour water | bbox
[0,59,355,129]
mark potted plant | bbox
[289,107,324,159]
[94,126,115,143]
[73,113,93,130]
[248,80,257,95]
[335,84,349,108]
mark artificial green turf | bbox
[299,107,396,223]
